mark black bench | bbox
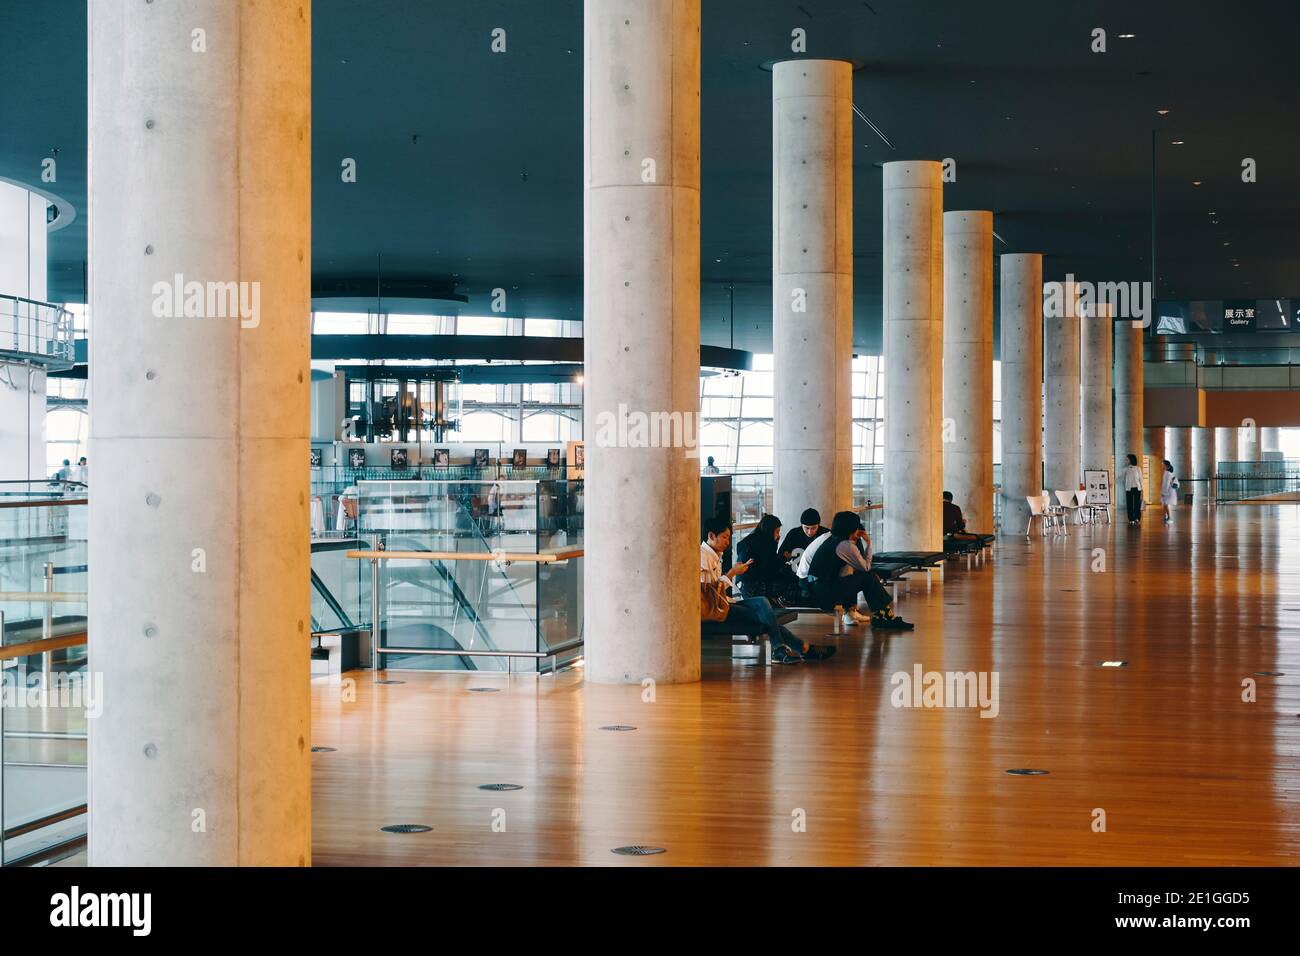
[700,609,797,667]
[873,550,947,585]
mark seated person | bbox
[778,508,829,567]
[736,514,802,604]
[806,511,913,631]
[701,518,834,662]
[943,491,979,542]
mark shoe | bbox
[872,615,914,631]
[771,645,804,664]
[850,607,873,625]
[840,613,859,628]
[803,645,837,661]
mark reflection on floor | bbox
[310,504,1300,866]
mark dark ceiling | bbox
[3,0,1298,353]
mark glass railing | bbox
[336,479,584,674]
[1,491,88,866]
[0,295,75,367]
[1215,460,1296,501]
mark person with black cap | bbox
[778,508,829,565]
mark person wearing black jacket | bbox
[807,511,913,631]
[736,513,801,604]
[777,508,828,562]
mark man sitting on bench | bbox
[701,518,835,663]
[807,511,914,631]
[943,491,980,544]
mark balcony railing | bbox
[0,295,75,368]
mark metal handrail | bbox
[0,632,87,661]
[347,548,583,563]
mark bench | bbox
[700,609,798,667]
[873,550,947,585]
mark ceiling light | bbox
[1118,33,1136,38]
[1192,180,1202,186]
[1171,140,1184,145]
[1156,109,1170,115]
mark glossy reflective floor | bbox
[310,504,1300,865]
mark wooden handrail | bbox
[347,548,583,564]
[0,632,87,661]
[0,592,86,602]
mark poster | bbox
[1084,469,1110,505]
[310,448,323,467]
[547,448,561,467]
[348,448,366,469]
[390,448,408,471]
[433,448,450,468]
[473,448,490,468]
[512,449,528,469]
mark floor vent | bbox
[381,824,432,834]
[600,725,637,732]
[479,783,523,792]
[1005,768,1050,776]
[310,746,336,753]
[612,845,665,856]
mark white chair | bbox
[1055,490,1081,527]
[1025,495,1051,536]
[1041,490,1068,535]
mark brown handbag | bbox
[700,575,731,623]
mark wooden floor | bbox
[310,504,1300,865]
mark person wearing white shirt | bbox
[1121,453,1144,526]
[1159,459,1178,524]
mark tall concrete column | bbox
[584,0,700,683]
[998,253,1043,533]
[1215,427,1237,468]
[941,211,993,531]
[1238,426,1261,462]
[1192,427,1215,503]
[1044,282,1081,494]
[1145,427,1166,467]
[883,161,943,550]
[1261,426,1281,455]
[1168,426,1193,501]
[1113,320,1144,476]
[1080,303,1113,484]
[772,59,853,526]
[88,0,311,865]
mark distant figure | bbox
[68,457,88,485]
[1122,453,1143,526]
[52,459,71,482]
[1160,459,1179,524]
[943,491,979,544]
[702,455,720,476]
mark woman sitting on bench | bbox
[807,511,914,631]
[736,513,802,605]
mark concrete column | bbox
[1113,320,1144,478]
[1167,426,1193,501]
[883,161,943,550]
[1261,426,1281,454]
[1192,427,1215,503]
[584,0,700,683]
[1215,427,1237,469]
[941,211,993,533]
[88,0,311,865]
[1044,282,1081,495]
[1238,426,1261,462]
[1145,427,1166,467]
[772,59,853,526]
[0,180,48,301]
[998,253,1043,533]
[1080,303,1113,485]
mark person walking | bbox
[1159,458,1179,524]
[1122,453,1144,526]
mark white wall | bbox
[0,363,47,480]
[0,180,48,301]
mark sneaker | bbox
[771,645,804,664]
[872,615,915,631]
[803,644,837,661]
[840,613,859,628]
[850,607,873,625]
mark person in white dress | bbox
[1159,459,1179,524]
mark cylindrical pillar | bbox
[1113,320,1144,480]
[941,211,993,533]
[1080,303,1113,485]
[883,161,943,550]
[1145,427,1166,467]
[1238,426,1262,462]
[88,0,312,864]
[1168,427,1193,501]
[1044,281,1081,495]
[998,253,1043,533]
[1211,429,1232,468]
[584,0,700,684]
[1261,426,1281,454]
[1192,426,1215,503]
[772,59,853,526]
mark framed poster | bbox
[347,448,366,469]
[567,440,585,479]
[310,447,323,467]
[1084,469,1110,506]
[433,448,450,468]
[473,448,490,468]
[390,448,409,471]
[546,447,561,468]
[512,449,528,469]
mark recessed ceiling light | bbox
[1171,140,1184,145]
[1192,180,1202,186]
[1156,109,1170,115]
[1223,242,1231,246]
[1119,33,1136,39]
